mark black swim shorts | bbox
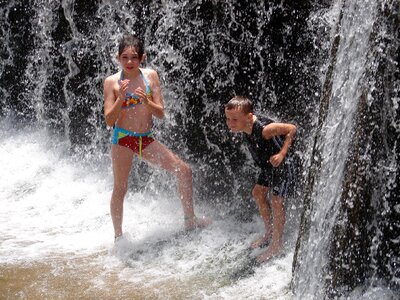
[256,157,294,197]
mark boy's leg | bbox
[256,195,285,263]
[256,160,291,262]
[251,184,273,248]
[111,145,134,239]
[271,195,285,249]
[142,141,211,230]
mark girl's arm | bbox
[103,76,126,127]
[135,69,165,119]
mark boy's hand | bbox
[269,153,284,167]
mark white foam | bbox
[0,126,294,298]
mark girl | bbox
[103,35,210,241]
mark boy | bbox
[224,96,296,263]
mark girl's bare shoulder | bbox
[140,67,158,78]
[104,72,120,84]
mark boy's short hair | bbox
[225,96,253,114]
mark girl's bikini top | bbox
[119,70,152,109]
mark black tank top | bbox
[244,116,284,168]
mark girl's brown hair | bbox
[118,35,144,58]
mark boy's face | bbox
[225,108,251,133]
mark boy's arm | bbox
[262,123,297,167]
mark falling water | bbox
[294,0,378,296]
[293,0,399,298]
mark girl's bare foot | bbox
[184,215,212,231]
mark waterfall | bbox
[293,0,399,298]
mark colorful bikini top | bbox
[119,70,152,109]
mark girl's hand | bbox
[269,153,284,167]
[118,79,130,100]
[134,87,150,104]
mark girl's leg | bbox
[251,184,272,248]
[110,145,134,239]
[142,141,210,230]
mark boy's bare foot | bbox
[250,233,272,249]
[184,215,212,231]
[256,244,282,263]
